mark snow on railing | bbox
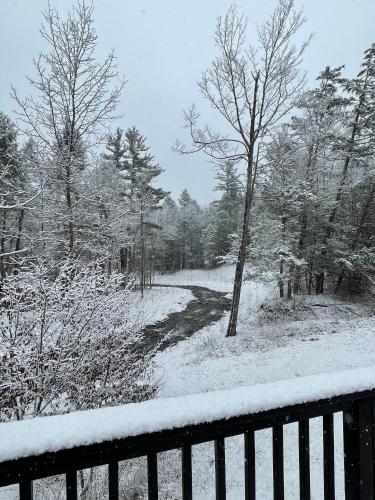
[1,366,375,463]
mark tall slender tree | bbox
[12,1,124,255]
[177,0,308,335]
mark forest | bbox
[1,0,375,415]
[0,0,375,498]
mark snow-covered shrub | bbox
[257,299,309,324]
[0,259,155,421]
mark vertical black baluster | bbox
[299,419,310,500]
[323,414,335,500]
[148,452,158,500]
[343,406,360,499]
[244,430,256,500]
[273,425,284,500]
[343,400,375,500]
[358,400,374,499]
[66,470,78,500]
[108,461,119,500]
[19,480,33,500]
[215,437,226,500]
[182,444,193,500]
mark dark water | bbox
[135,284,231,356]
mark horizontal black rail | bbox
[1,388,375,499]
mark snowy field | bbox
[153,265,375,499]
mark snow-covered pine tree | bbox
[176,189,204,270]
[212,161,243,260]
[122,127,168,295]
[0,112,32,281]
[332,44,375,294]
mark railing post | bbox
[323,414,335,500]
[244,430,256,500]
[19,480,33,500]
[66,470,77,500]
[273,425,284,500]
[108,461,119,500]
[299,419,310,500]
[343,399,375,500]
[182,444,193,500]
[147,453,158,500]
[215,437,226,500]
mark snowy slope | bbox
[132,286,193,326]
[154,267,375,499]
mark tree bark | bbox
[226,74,259,337]
[279,260,284,298]
[140,210,145,298]
[0,209,7,280]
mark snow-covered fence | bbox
[1,367,375,499]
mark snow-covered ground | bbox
[132,286,194,326]
[155,264,237,292]
[1,266,374,499]
[0,285,196,500]
[154,265,375,499]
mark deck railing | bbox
[1,368,375,499]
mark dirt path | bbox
[136,284,231,355]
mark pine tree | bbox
[104,127,126,171]
[122,127,168,294]
[0,112,24,280]
[176,190,204,269]
[213,161,243,259]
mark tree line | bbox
[1,0,374,359]
[178,1,375,335]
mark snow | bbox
[132,286,193,326]
[2,267,375,499]
[152,268,375,498]
[0,367,374,464]
[155,264,236,292]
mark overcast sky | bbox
[1,0,374,203]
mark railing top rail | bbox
[1,367,375,466]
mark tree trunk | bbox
[315,272,324,295]
[226,74,259,337]
[0,209,7,280]
[287,275,292,299]
[279,260,284,298]
[64,162,75,253]
[15,209,25,253]
[140,211,145,299]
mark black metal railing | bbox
[1,388,375,499]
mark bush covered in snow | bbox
[0,259,155,422]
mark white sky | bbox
[1,0,374,203]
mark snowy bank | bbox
[132,286,193,326]
[1,367,375,463]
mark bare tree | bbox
[12,1,125,254]
[177,1,308,336]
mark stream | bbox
[136,284,231,356]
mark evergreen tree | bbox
[212,161,243,259]
[122,127,168,294]
[176,190,204,269]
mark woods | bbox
[1,0,375,415]
[1,0,375,498]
